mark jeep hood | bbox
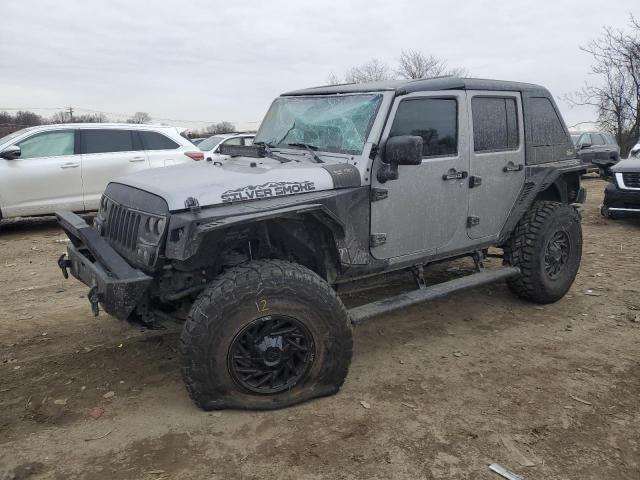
[110,159,360,211]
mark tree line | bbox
[0,110,238,138]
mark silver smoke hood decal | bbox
[221,181,316,203]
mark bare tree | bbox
[127,112,152,124]
[567,15,640,156]
[191,121,238,137]
[11,110,44,126]
[209,121,236,134]
[397,49,468,79]
[328,51,468,85]
[344,59,393,84]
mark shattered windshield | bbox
[254,94,382,155]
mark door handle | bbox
[503,163,524,172]
[60,162,80,169]
[129,157,146,163]
[442,169,468,181]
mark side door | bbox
[370,91,470,259]
[467,92,525,240]
[80,129,149,210]
[576,133,595,163]
[0,129,83,217]
[138,130,183,168]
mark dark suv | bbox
[571,131,620,177]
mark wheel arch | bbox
[173,205,346,283]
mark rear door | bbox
[138,130,184,168]
[467,92,525,239]
[0,129,83,217]
[80,129,149,210]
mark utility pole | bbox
[67,107,74,122]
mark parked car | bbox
[571,130,620,177]
[601,156,640,219]
[0,124,203,219]
[198,133,255,161]
[57,77,585,411]
[630,142,640,158]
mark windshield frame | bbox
[254,93,384,156]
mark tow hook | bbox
[58,253,71,279]
[87,286,100,316]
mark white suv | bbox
[198,133,255,161]
[0,123,203,219]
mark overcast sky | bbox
[0,0,636,131]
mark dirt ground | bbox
[1,177,639,480]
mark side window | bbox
[83,129,134,154]
[591,133,605,145]
[578,133,592,146]
[139,131,180,150]
[529,97,567,146]
[389,98,458,157]
[223,137,243,146]
[243,137,254,146]
[17,131,75,159]
[471,97,519,152]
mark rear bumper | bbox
[56,211,152,320]
[602,183,640,216]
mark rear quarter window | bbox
[529,98,567,146]
[139,131,180,150]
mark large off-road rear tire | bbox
[180,259,352,410]
[504,201,582,304]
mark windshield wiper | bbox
[253,141,296,163]
[285,143,324,163]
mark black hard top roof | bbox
[282,77,549,97]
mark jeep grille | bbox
[104,200,143,251]
[99,195,167,270]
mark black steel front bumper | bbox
[602,183,640,216]
[56,211,152,320]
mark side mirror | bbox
[579,142,592,150]
[377,135,423,183]
[0,145,21,160]
[384,135,423,165]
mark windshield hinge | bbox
[370,188,388,202]
[369,143,379,160]
[370,233,387,247]
[467,216,480,228]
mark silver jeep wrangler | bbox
[57,77,586,410]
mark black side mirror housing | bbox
[0,145,21,160]
[579,142,592,150]
[377,135,423,183]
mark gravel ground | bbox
[0,177,639,480]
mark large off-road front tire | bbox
[180,259,352,410]
[504,201,582,304]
